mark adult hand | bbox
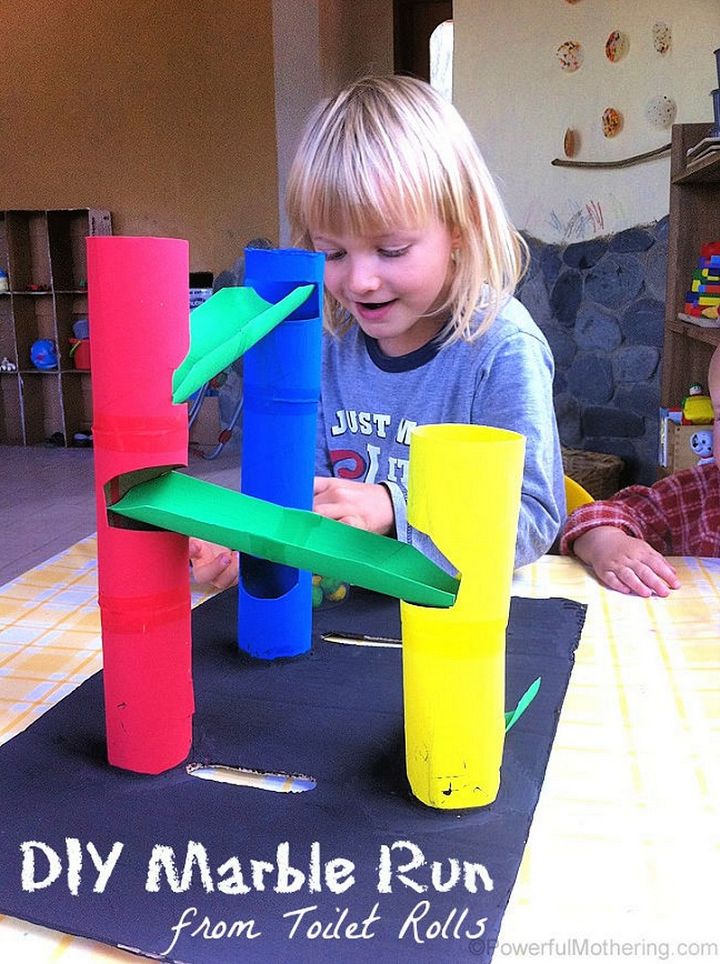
[189,538,239,590]
[313,477,395,535]
[572,525,680,597]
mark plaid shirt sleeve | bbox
[560,465,717,557]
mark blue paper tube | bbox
[238,248,324,658]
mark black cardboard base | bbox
[0,590,585,962]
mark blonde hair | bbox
[285,74,527,342]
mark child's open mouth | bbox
[355,299,396,322]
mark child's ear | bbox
[449,225,463,257]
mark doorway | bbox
[394,0,453,81]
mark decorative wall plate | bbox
[563,128,578,157]
[557,40,583,72]
[605,31,629,63]
[652,21,672,55]
[645,95,677,129]
[601,107,623,138]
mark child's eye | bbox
[379,246,410,258]
[324,250,345,262]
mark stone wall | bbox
[517,218,668,486]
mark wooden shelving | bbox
[673,147,720,184]
[667,316,720,347]
[0,209,111,445]
[661,124,720,409]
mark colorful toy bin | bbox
[69,338,91,370]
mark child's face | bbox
[310,217,456,356]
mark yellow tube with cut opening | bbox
[402,424,525,808]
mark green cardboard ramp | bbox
[172,284,315,404]
[110,471,460,608]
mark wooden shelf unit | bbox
[661,124,720,408]
[0,209,111,445]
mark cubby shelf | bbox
[0,208,111,445]
[661,125,720,409]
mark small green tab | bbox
[504,677,541,732]
[110,471,460,609]
[172,284,315,404]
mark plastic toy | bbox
[69,338,91,370]
[30,339,58,370]
[682,383,714,424]
[72,317,89,339]
[312,573,348,606]
[690,428,714,465]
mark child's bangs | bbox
[306,145,439,237]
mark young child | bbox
[190,74,565,588]
[561,345,720,597]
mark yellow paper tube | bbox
[401,424,525,809]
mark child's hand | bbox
[189,538,239,590]
[313,477,394,535]
[572,526,680,597]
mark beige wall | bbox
[454,0,720,242]
[0,0,278,273]
[320,0,394,93]
[273,0,393,243]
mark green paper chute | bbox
[172,284,315,404]
[110,471,460,609]
[504,677,541,732]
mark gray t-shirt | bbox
[315,298,566,570]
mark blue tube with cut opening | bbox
[238,247,324,658]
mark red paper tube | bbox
[87,236,193,774]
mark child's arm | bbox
[471,325,565,566]
[313,385,397,534]
[561,482,683,596]
[570,525,680,597]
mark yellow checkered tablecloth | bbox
[0,538,101,746]
[0,543,719,962]
[0,536,215,747]
[503,556,720,963]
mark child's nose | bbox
[347,256,380,294]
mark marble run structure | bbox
[88,235,531,809]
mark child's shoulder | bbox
[467,296,551,357]
[479,296,545,339]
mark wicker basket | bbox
[561,446,624,501]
